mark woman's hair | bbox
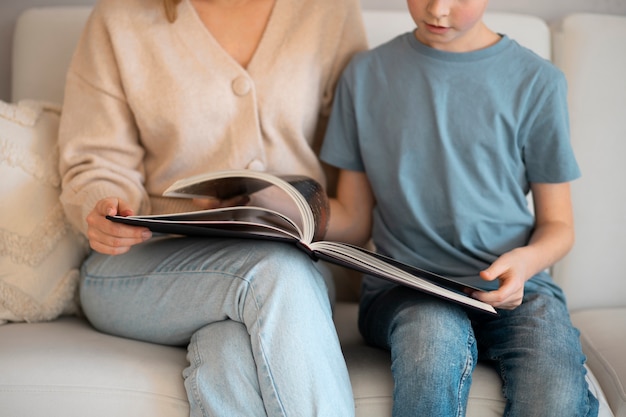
[163,0,183,23]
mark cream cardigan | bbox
[59,0,367,235]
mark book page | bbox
[275,176,329,242]
[131,207,300,236]
[309,241,497,315]
[163,170,329,243]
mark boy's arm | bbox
[473,182,575,309]
[325,169,375,246]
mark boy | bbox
[321,0,599,416]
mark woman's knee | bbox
[245,243,328,292]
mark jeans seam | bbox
[247,278,287,417]
[457,330,475,417]
[497,358,512,417]
[188,333,209,417]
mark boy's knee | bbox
[390,304,476,368]
[392,295,470,337]
[506,384,597,417]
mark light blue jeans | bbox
[359,278,599,417]
[80,235,353,417]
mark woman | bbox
[58,0,367,415]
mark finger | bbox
[480,261,509,282]
[472,285,522,310]
[88,227,151,255]
[87,214,151,254]
[89,239,132,255]
[192,195,250,209]
[102,218,151,241]
[115,198,136,217]
[192,197,223,209]
[222,194,250,207]
[94,197,121,217]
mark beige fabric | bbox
[58,0,367,236]
[0,100,87,324]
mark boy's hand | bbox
[471,249,530,310]
[85,197,152,255]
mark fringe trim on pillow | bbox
[0,268,80,323]
[0,202,72,266]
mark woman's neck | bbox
[190,0,276,68]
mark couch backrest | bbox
[551,14,626,311]
[12,7,92,103]
[12,7,551,104]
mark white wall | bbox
[2,0,98,102]
[362,0,626,22]
[2,0,626,102]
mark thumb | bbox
[98,197,133,217]
[96,197,121,217]
[480,263,504,283]
[116,199,135,217]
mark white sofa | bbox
[1,6,624,417]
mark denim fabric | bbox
[359,281,599,417]
[80,235,353,417]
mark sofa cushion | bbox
[0,317,189,417]
[0,100,87,324]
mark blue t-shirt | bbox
[321,33,580,291]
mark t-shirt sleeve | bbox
[522,70,581,183]
[320,67,366,172]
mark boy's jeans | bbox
[359,280,599,417]
[80,235,353,417]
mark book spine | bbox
[295,241,318,261]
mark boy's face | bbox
[407,0,493,52]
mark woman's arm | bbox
[473,182,575,309]
[325,169,375,246]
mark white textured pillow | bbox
[0,100,88,324]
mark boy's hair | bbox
[163,0,183,23]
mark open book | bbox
[108,170,497,315]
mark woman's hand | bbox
[85,197,152,255]
[191,195,250,210]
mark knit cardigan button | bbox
[247,159,265,171]
[232,76,252,96]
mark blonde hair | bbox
[163,0,183,23]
